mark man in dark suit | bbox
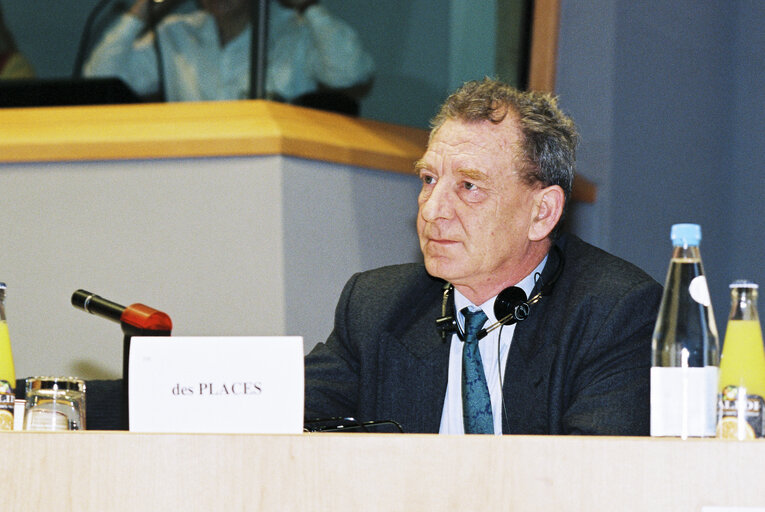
[304,78,662,435]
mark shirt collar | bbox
[454,255,548,327]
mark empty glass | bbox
[24,377,86,431]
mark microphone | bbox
[71,289,172,429]
[435,313,459,341]
[72,289,172,333]
[72,0,115,78]
[72,289,124,323]
[250,0,269,99]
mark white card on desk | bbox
[128,336,304,434]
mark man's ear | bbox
[528,185,565,241]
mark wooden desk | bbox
[2,432,763,511]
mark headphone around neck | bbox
[435,244,565,342]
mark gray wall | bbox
[729,5,765,311]
[0,155,420,379]
[282,157,421,350]
[557,0,764,333]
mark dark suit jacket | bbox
[304,234,662,435]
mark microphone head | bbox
[494,286,527,324]
[436,314,458,341]
[71,289,91,310]
[70,289,126,324]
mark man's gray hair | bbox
[430,78,579,233]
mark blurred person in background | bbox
[84,0,373,112]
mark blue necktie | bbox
[461,307,493,434]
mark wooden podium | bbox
[3,432,764,511]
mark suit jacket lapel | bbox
[501,241,565,434]
[378,281,450,433]
[502,309,557,433]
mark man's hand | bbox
[129,0,187,23]
[276,0,319,14]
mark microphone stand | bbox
[119,322,171,429]
[249,0,268,99]
[147,0,166,102]
[72,0,114,78]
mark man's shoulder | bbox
[337,263,444,335]
[357,262,431,279]
[349,263,441,297]
[558,234,661,296]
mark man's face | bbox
[416,117,541,300]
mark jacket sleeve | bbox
[83,14,159,97]
[303,272,363,422]
[560,279,662,435]
[302,5,374,89]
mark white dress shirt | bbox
[439,256,547,435]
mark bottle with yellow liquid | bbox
[717,280,765,439]
[0,283,16,430]
[0,283,15,388]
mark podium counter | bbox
[2,432,762,511]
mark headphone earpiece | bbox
[493,286,528,326]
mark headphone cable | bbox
[497,324,509,432]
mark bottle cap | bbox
[730,280,758,289]
[670,223,701,246]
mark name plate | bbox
[128,336,304,433]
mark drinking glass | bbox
[24,377,86,431]
[0,379,13,430]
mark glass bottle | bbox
[716,280,765,439]
[0,283,15,389]
[650,223,720,438]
